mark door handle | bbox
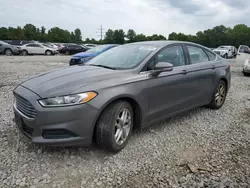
[211,65,215,69]
[181,70,187,74]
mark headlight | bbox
[81,57,92,62]
[38,92,97,107]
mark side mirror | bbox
[151,62,174,76]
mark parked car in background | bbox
[213,45,237,59]
[83,44,97,49]
[53,43,65,50]
[13,41,231,152]
[0,40,22,55]
[20,43,59,55]
[69,44,119,65]
[43,42,59,50]
[59,44,88,55]
[243,58,250,76]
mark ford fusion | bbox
[13,41,231,152]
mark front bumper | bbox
[13,48,22,55]
[13,85,99,147]
[243,64,250,73]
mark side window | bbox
[239,45,249,53]
[26,44,36,47]
[204,49,216,61]
[187,46,209,64]
[34,44,42,47]
[147,46,185,70]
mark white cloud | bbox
[0,0,249,39]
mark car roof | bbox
[126,40,205,48]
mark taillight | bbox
[228,64,231,69]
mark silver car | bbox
[20,43,59,55]
[13,41,231,152]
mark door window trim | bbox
[184,44,210,65]
[140,43,188,73]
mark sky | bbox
[0,0,249,40]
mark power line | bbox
[96,25,105,41]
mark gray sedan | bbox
[13,41,231,152]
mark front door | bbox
[236,45,250,66]
[146,45,189,122]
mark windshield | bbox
[86,44,157,69]
[87,45,109,53]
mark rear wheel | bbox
[4,49,13,56]
[224,53,228,59]
[208,80,227,109]
[65,51,70,55]
[45,50,52,56]
[96,101,133,152]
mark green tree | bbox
[0,27,9,39]
[74,28,82,43]
[134,34,147,42]
[23,24,37,40]
[104,29,115,44]
[127,29,136,43]
[113,29,125,44]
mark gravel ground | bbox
[0,57,249,188]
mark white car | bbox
[243,59,250,76]
[213,45,237,59]
[235,45,250,76]
[20,43,59,55]
[84,44,97,49]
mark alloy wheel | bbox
[114,108,132,145]
[5,49,12,56]
[215,83,226,106]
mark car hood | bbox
[72,52,96,58]
[20,65,124,98]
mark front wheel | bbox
[224,53,228,59]
[22,50,28,56]
[96,101,133,152]
[65,51,70,55]
[243,71,250,76]
[208,80,227,109]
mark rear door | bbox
[183,45,216,105]
[236,45,250,65]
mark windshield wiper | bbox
[87,64,116,70]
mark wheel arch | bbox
[92,95,143,141]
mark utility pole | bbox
[96,25,105,42]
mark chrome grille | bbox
[15,94,37,119]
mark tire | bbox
[22,50,28,56]
[243,71,250,76]
[45,50,52,56]
[4,49,13,56]
[96,101,133,152]
[224,53,228,59]
[65,51,70,55]
[208,80,227,109]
